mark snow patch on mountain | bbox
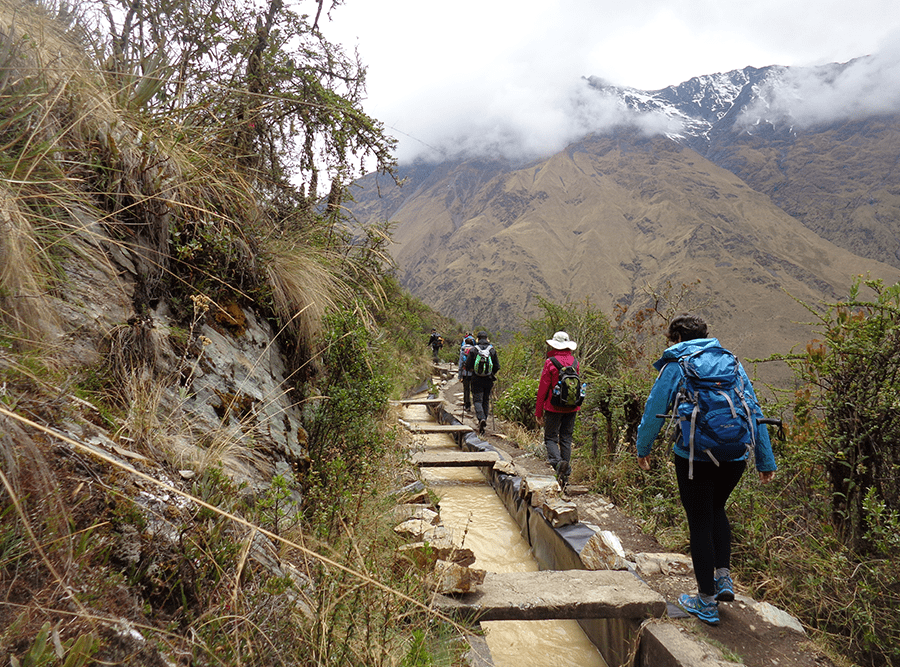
[587,49,900,148]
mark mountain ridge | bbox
[348,62,900,377]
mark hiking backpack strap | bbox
[677,353,701,479]
[549,356,578,372]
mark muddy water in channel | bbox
[404,404,607,667]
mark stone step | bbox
[431,569,666,621]
[401,422,473,433]
[412,451,499,467]
[391,398,443,406]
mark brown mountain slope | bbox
[707,116,900,269]
[350,132,900,375]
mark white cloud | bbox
[387,80,675,164]
[740,31,900,128]
[327,1,900,165]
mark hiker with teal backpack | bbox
[464,332,499,435]
[635,314,777,626]
[457,334,476,412]
[535,331,585,488]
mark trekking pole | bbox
[757,417,784,440]
[491,383,496,431]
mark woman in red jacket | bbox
[535,331,580,486]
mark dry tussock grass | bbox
[0,403,464,665]
[501,419,543,458]
[265,237,351,359]
[0,186,58,344]
[0,0,352,368]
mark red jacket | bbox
[535,349,580,419]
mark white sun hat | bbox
[546,331,577,350]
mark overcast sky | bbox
[326,0,900,165]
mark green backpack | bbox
[549,357,585,407]
[472,345,494,377]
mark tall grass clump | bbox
[0,405,465,666]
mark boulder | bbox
[426,560,486,594]
[633,552,693,576]
[580,529,630,570]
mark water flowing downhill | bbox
[401,402,608,667]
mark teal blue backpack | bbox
[672,346,761,478]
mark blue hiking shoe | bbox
[715,574,735,602]
[678,594,720,625]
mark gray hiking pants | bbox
[544,410,577,468]
[472,379,493,423]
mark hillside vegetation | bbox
[0,0,471,664]
[350,120,900,380]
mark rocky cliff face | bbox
[53,218,307,491]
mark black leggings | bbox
[674,455,746,596]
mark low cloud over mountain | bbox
[740,44,900,128]
[400,38,900,165]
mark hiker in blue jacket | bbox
[635,314,777,626]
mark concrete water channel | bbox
[397,395,666,667]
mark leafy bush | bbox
[787,278,900,553]
[520,296,619,374]
[759,277,900,666]
[302,308,393,532]
[495,377,539,430]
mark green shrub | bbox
[495,377,539,430]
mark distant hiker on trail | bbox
[465,331,499,435]
[535,331,584,488]
[458,334,476,412]
[428,328,443,361]
[635,313,777,627]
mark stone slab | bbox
[639,621,734,667]
[392,398,443,406]
[403,423,474,433]
[412,451,500,467]
[431,569,666,621]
